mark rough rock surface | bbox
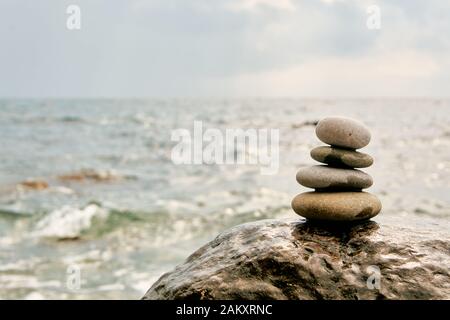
[143,218,450,300]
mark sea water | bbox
[0,98,449,299]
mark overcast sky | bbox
[0,0,449,98]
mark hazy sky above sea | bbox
[1,0,449,98]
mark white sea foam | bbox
[32,204,109,239]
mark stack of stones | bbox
[292,116,381,222]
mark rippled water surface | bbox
[0,99,449,299]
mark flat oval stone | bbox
[291,191,381,221]
[296,165,373,189]
[311,146,373,168]
[316,117,371,149]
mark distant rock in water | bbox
[18,179,49,190]
[291,120,319,129]
[143,218,450,300]
[58,169,125,183]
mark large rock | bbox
[143,217,450,300]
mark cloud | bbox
[230,50,443,97]
[226,0,296,13]
[0,0,449,97]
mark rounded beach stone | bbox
[311,146,373,168]
[296,165,373,189]
[291,191,381,221]
[316,116,371,149]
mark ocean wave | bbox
[0,208,33,218]
[28,203,182,241]
[31,204,110,240]
[6,115,88,125]
[31,203,169,241]
[28,191,291,243]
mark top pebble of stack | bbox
[316,116,371,149]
